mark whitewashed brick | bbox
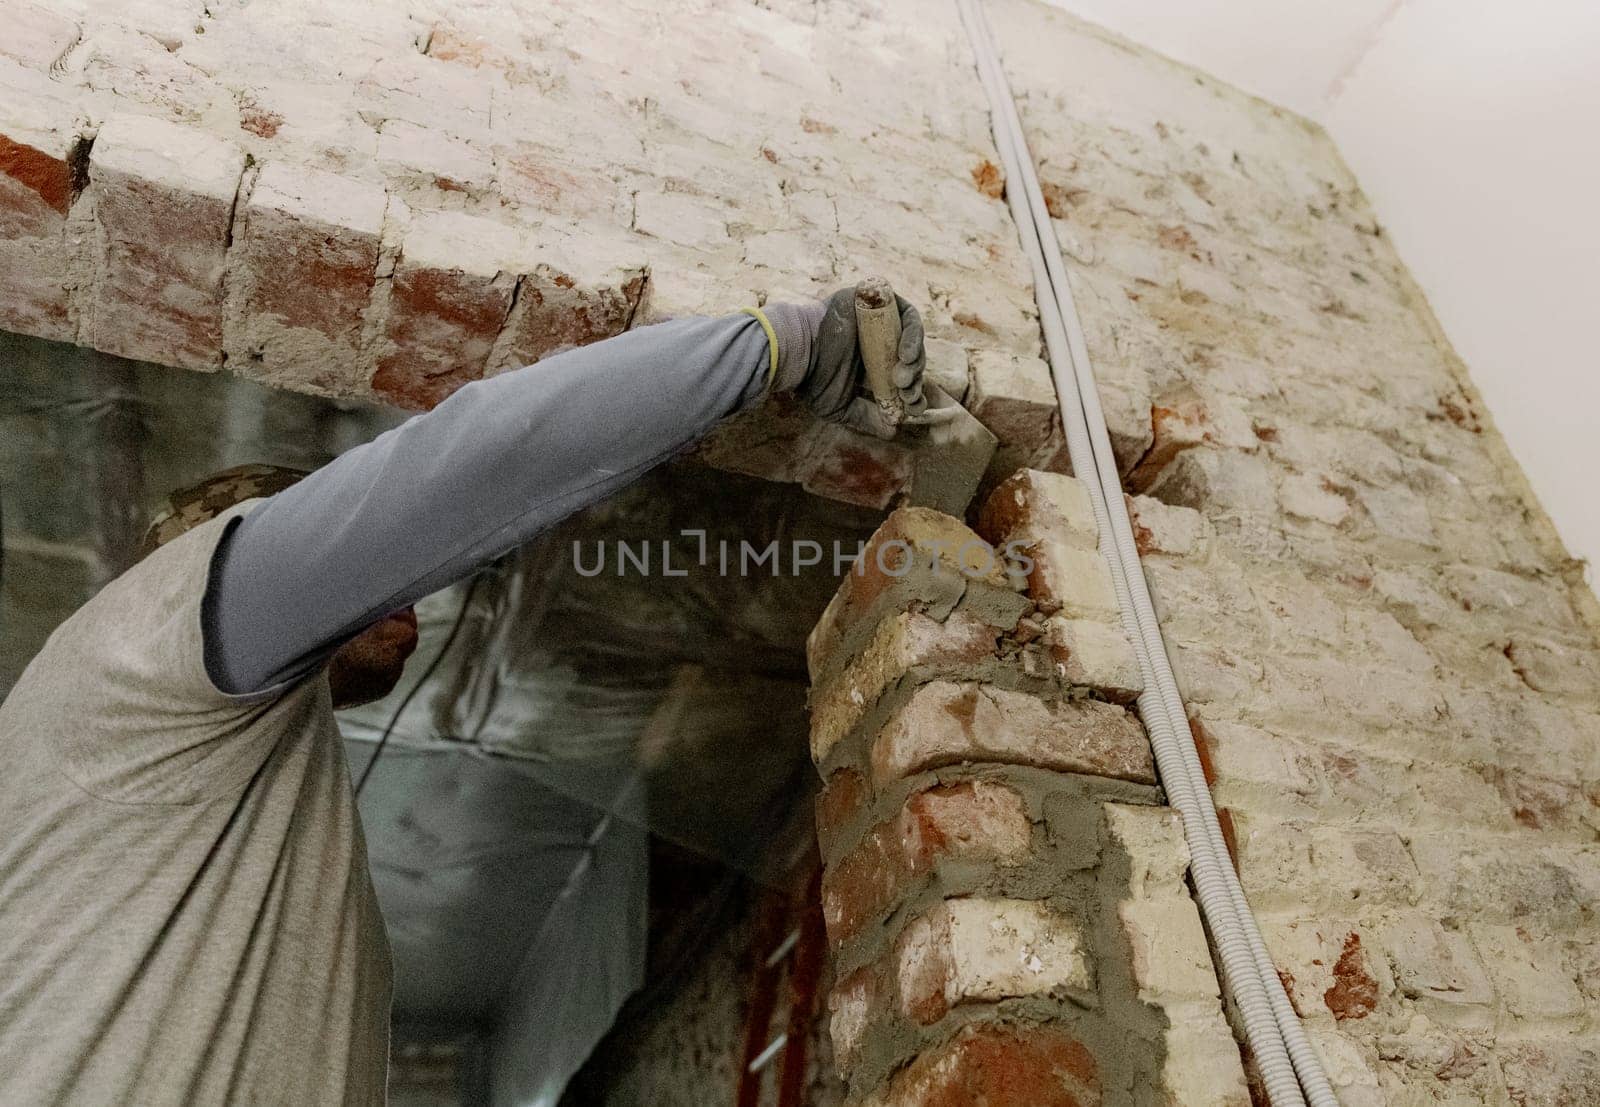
[1120,897,1220,1001]
[1046,616,1144,702]
[2,1,79,70]
[967,349,1059,466]
[1199,718,1318,801]
[634,187,732,249]
[1304,1027,1384,1107]
[1148,448,1279,515]
[1469,924,1584,1022]
[1126,494,1206,556]
[1155,1002,1252,1106]
[1381,915,1496,1027]
[1280,471,1351,526]
[1102,802,1189,895]
[1032,543,1120,621]
[922,337,970,401]
[894,898,1092,1023]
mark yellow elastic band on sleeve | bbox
[740,307,780,390]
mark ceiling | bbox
[1041,0,1403,117]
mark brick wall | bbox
[807,488,1248,1102]
[987,1,1600,1101]
[5,0,1599,1101]
[0,0,1060,512]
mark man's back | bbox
[0,511,390,1105]
[0,298,920,1103]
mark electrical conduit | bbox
[955,3,1338,1104]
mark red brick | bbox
[808,610,1003,765]
[1215,808,1240,872]
[798,424,917,511]
[0,240,72,340]
[978,468,1099,554]
[1127,387,1210,491]
[87,115,246,371]
[815,767,868,858]
[372,266,509,406]
[977,470,1123,622]
[821,781,1030,947]
[861,1022,1101,1107]
[0,131,72,225]
[807,506,1021,686]
[488,246,645,371]
[870,680,1154,787]
[971,159,1005,198]
[370,210,518,408]
[695,393,818,485]
[0,96,84,341]
[1323,932,1380,1021]
[225,163,386,393]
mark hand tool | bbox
[854,277,998,515]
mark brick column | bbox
[808,472,1248,1104]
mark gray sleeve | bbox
[203,309,813,696]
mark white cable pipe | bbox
[963,8,1335,1103]
[960,12,1325,1103]
[954,10,1294,1097]
[956,3,1337,1103]
[962,45,1307,1107]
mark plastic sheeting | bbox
[0,331,403,688]
[2,330,876,1103]
[338,461,875,883]
[356,743,649,1106]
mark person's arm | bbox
[203,308,818,696]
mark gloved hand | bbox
[799,286,927,440]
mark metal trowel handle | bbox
[854,277,906,432]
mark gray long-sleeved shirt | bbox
[204,307,819,695]
[0,306,828,1104]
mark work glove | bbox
[793,286,927,440]
[761,284,928,441]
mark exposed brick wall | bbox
[0,0,1061,511]
[6,0,1599,1101]
[987,2,1600,1102]
[565,852,849,1107]
[808,493,1248,1102]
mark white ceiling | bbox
[1044,0,1600,579]
[1039,0,1405,117]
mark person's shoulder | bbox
[4,501,323,805]
[88,502,264,630]
[21,506,255,710]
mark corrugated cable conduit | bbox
[956,4,1338,1103]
